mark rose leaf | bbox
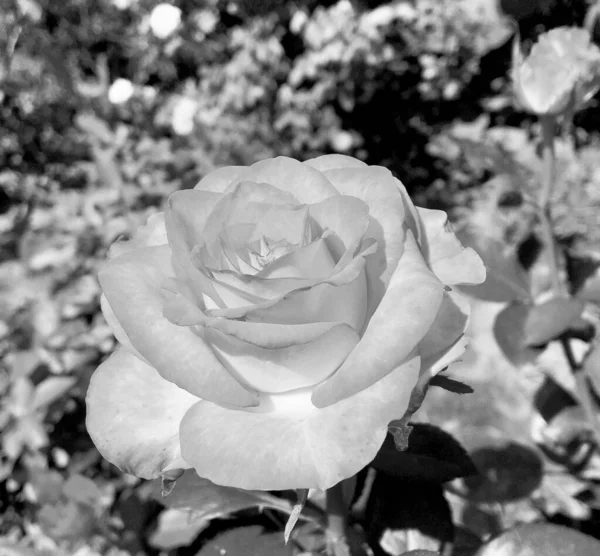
[493,302,544,367]
[523,297,585,347]
[429,375,474,395]
[372,424,477,483]
[475,523,600,556]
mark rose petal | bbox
[194,166,247,193]
[163,285,359,351]
[308,195,370,262]
[304,154,368,172]
[166,191,225,307]
[417,336,469,390]
[108,212,168,259]
[257,237,336,279]
[245,264,368,332]
[320,166,406,321]
[99,245,259,407]
[202,238,337,308]
[394,178,423,243]
[86,349,198,479]
[311,231,444,408]
[249,204,310,247]
[204,323,359,393]
[179,355,420,490]
[418,290,470,365]
[205,251,370,323]
[100,294,147,363]
[166,190,222,256]
[417,208,486,286]
[201,181,299,265]
[244,157,340,203]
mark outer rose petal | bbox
[244,157,340,203]
[99,245,259,407]
[418,291,470,368]
[304,154,368,171]
[179,355,420,490]
[166,190,225,307]
[418,336,469,390]
[100,294,147,363]
[166,190,223,259]
[86,349,198,479]
[108,212,168,259]
[194,166,247,193]
[417,207,486,286]
[312,232,444,408]
[320,166,406,323]
[194,158,339,203]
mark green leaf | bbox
[148,508,209,550]
[32,376,76,412]
[284,489,308,544]
[429,375,474,394]
[475,523,600,556]
[195,525,292,556]
[372,424,477,483]
[458,435,543,503]
[62,474,102,507]
[493,302,543,366]
[399,551,441,556]
[584,342,600,401]
[523,297,584,346]
[153,471,298,522]
[75,113,114,144]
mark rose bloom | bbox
[149,3,182,40]
[512,27,600,116]
[86,156,485,491]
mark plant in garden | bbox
[511,26,600,117]
[85,154,486,552]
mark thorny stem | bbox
[539,116,600,449]
[326,481,352,556]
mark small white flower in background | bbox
[171,97,198,135]
[150,3,182,39]
[194,9,219,35]
[141,85,158,104]
[330,129,354,152]
[289,10,308,35]
[112,0,135,10]
[108,78,134,104]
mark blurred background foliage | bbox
[4,0,600,555]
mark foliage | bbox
[3,0,600,555]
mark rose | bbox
[86,155,485,491]
[512,27,600,117]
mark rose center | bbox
[246,235,296,271]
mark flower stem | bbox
[326,481,352,556]
[538,116,600,449]
[539,115,563,295]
